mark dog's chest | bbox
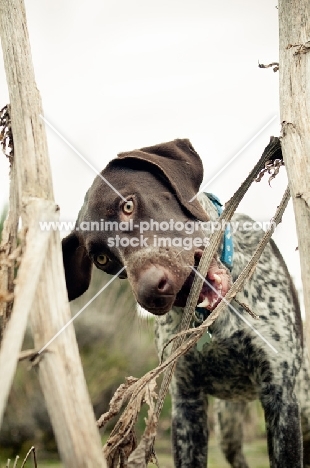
[154,307,262,401]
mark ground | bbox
[0,433,269,467]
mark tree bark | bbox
[278,1,310,354]
[0,1,106,466]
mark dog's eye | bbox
[96,254,109,265]
[122,199,134,214]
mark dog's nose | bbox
[136,265,176,314]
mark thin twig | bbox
[258,61,279,72]
[21,446,37,468]
[18,349,39,362]
[234,297,260,320]
[32,448,37,468]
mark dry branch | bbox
[278,0,310,359]
[0,1,106,466]
[0,105,18,337]
[102,379,157,467]
[254,158,284,185]
[258,61,279,72]
[0,198,55,425]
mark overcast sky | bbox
[0,1,302,294]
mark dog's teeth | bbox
[197,297,210,308]
[213,274,222,284]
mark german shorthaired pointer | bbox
[62,139,310,468]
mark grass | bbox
[0,434,269,468]
[152,435,269,468]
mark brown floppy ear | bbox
[117,138,209,221]
[62,232,92,301]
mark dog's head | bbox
[62,139,230,315]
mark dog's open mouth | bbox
[174,254,231,311]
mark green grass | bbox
[0,434,269,468]
[152,435,269,468]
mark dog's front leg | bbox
[261,385,303,467]
[171,379,208,468]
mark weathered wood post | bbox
[278,1,310,355]
[0,1,106,466]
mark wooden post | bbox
[0,1,106,466]
[278,1,310,354]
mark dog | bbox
[62,139,310,467]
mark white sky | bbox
[0,1,302,293]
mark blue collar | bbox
[205,192,233,270]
